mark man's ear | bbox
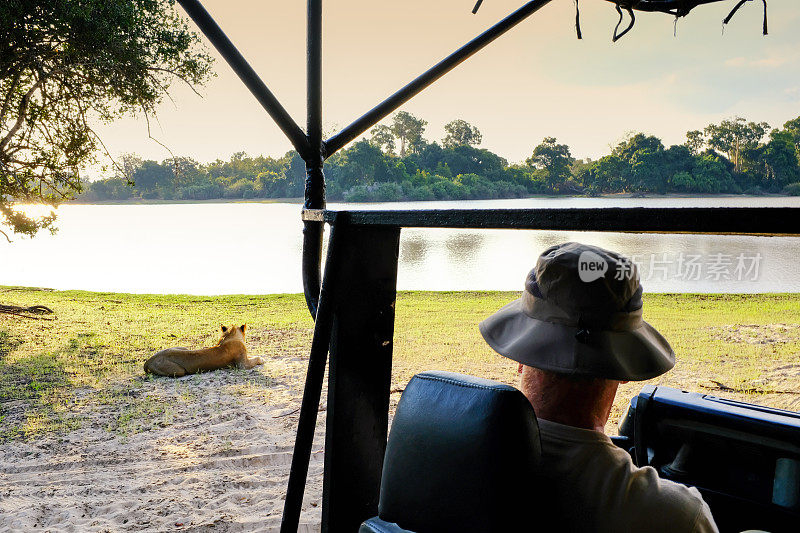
[221,324,228,333]
[241,324,247,333]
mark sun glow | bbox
[13,203,57,219]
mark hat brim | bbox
[479,298,675,381]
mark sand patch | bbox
[0,355,325,532]
[709,323,800,344]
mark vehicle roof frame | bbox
[173,2,794,530]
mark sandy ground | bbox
[0,355,328,532]
[1,323,798,532]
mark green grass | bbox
[1,287,799,441]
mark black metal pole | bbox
[282,2,328,531]
[176,0,311,159]
[307,0,324,166]
[281,226,338,533]
[324,0,554,156]
[302,0,326,318]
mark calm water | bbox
[2,197,800,294]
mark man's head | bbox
[479,242,674,430]
[480,242,674,382]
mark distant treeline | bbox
[79,113,800,203]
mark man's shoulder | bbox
[610,450,718,532]
[537,421,718,532]
[626,461,703,507]
[544,427,715,532]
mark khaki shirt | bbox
[537,418,719,533]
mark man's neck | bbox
[519,366,619,434]
[534,409,608,433]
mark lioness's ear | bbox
[221,324,228,333]
[241,324,247,333]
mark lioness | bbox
[144,324,264,377]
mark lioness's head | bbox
[220,323,247,343]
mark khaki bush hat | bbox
[479,242,675,381]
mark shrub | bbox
[178,184,220,200]
[671,171,694,192]
[469,180,497,199]
[372,182,403,202]
[326,181,344,201]
[743,186,766,196]
[342,185,371,202]
[224,179,255,199]
[429,180,452,200]
[408,185,435,201]
[400,180,415,196]
[783,182,800,196]
[493,180,523,198]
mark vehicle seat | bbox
[359,371,551,533]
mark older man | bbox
[479,242,718,533]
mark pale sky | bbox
[93,0,800,168]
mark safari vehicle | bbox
[174,0,800,530]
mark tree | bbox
[685,130,704,155]
[0,0,213,239]
[630,149,667,193]
[584,155,626,193]
[114,153,144,184]
[526,137,574,192]
[778,116,800,162]
[692,153,734,193]
[132,161,172,192]
[760,133,800,190]
[704,117,770,174]
[612,133,664,164]
[663,145,694,178]
[330,140,386,189]
[171,156,202,189]
[391,111,427,157]
[442,119,482,149]
[440,145,507,179]
[369,124,396,155]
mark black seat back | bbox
[368,371,547,533]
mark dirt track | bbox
[0,361,325,532]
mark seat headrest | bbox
[378,371,543,533]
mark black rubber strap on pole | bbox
[612,4,636,42]
[723,0,750,24]
[722,0,768,35]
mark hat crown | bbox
[526,242,641,326]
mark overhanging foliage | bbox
[0,0,213,239]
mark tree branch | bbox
[0,71,23,124]
[147,66,204,98]
[0,71,47,153]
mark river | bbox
[1,197,799,294]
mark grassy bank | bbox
[1,287,799,441]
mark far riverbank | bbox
[64,192,794,206]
